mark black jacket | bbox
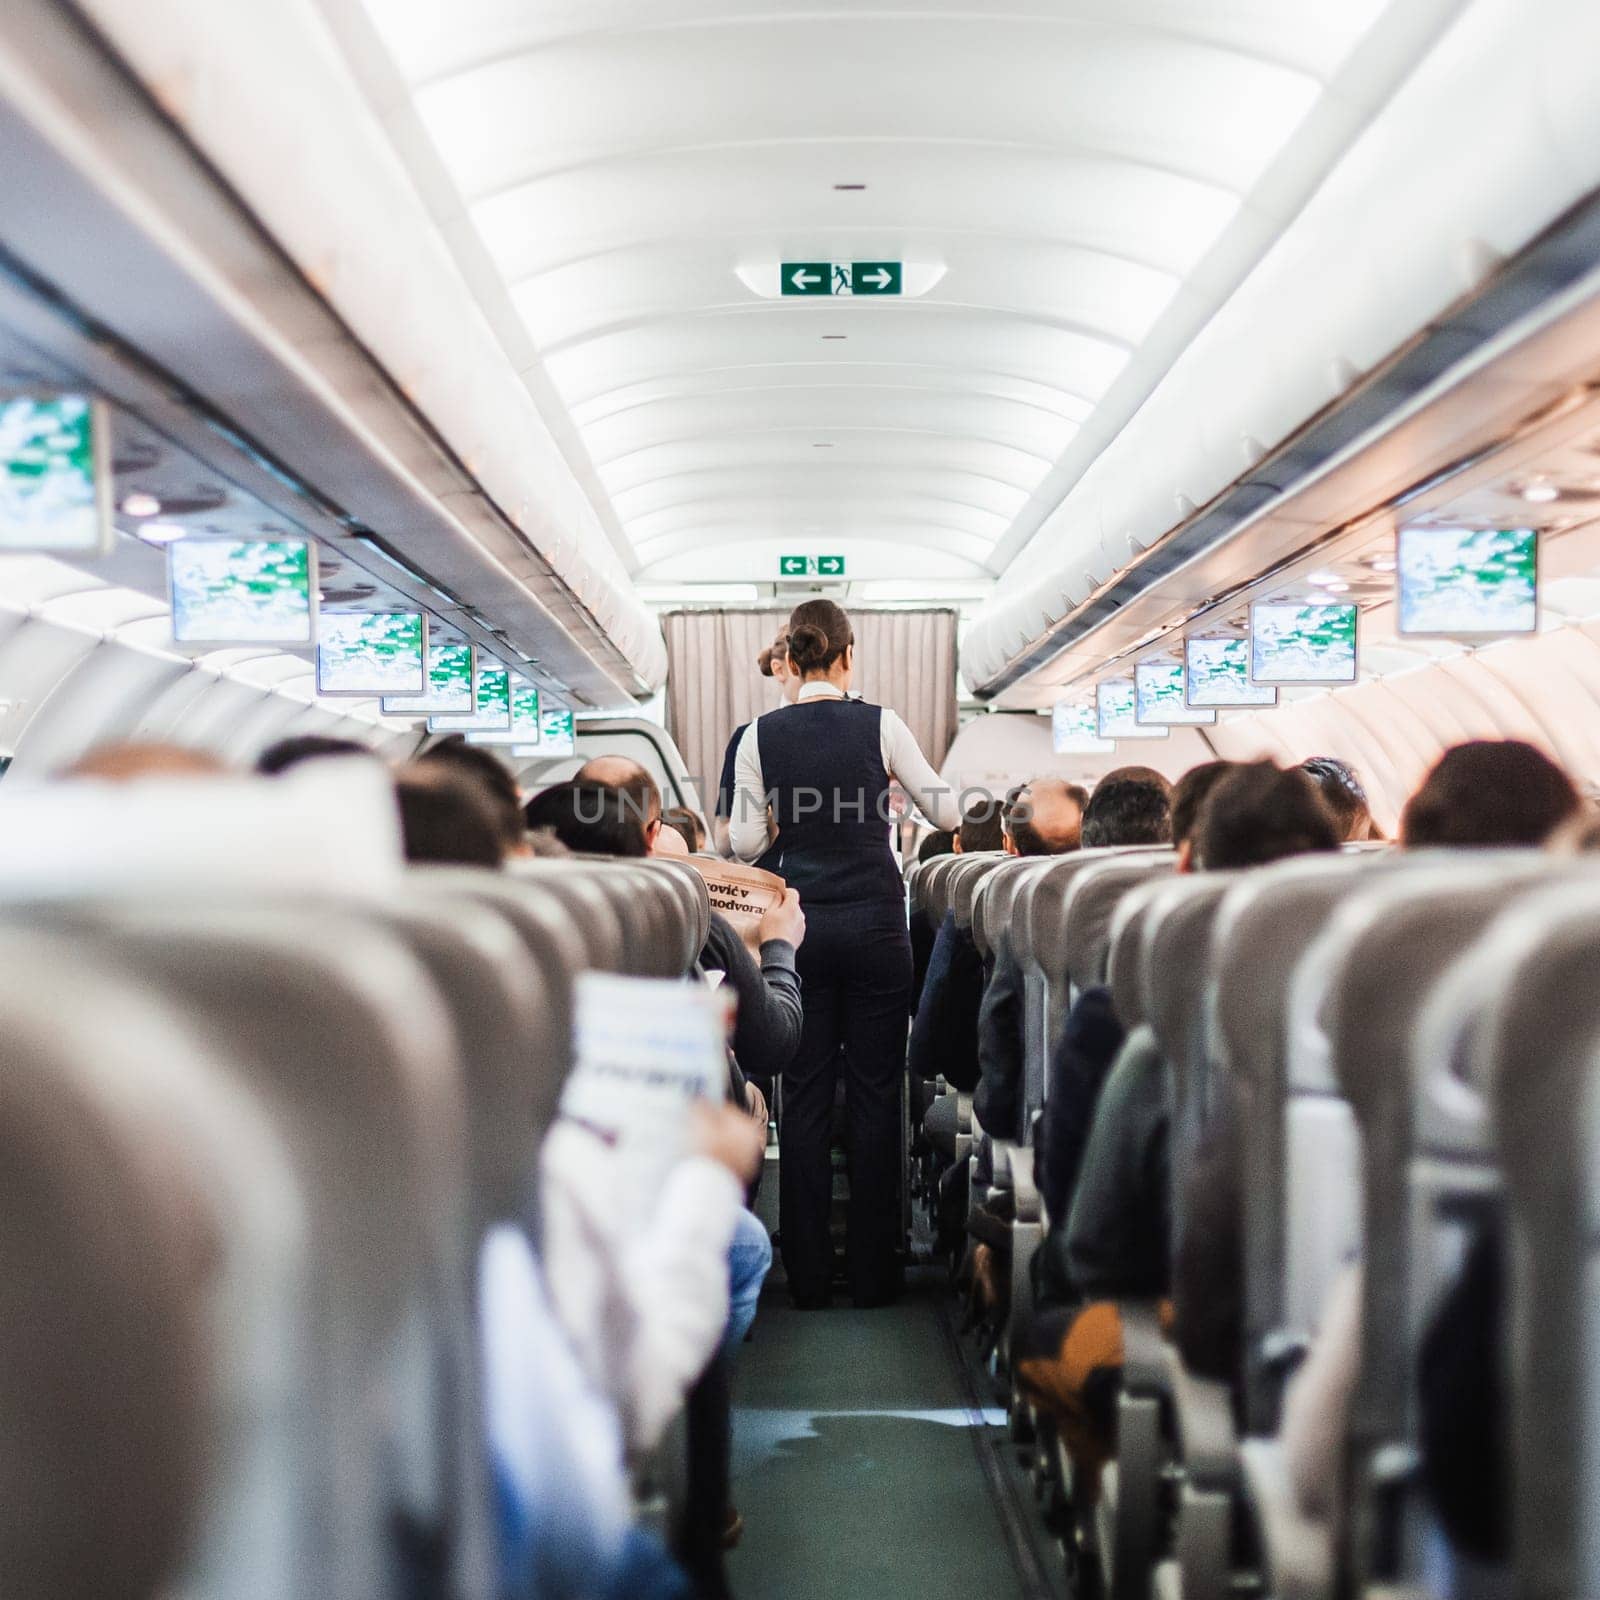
[1036,986,1126,1227]
[698,912,802,1097]
[973,936,1026,1139]
[908,911,986,1093]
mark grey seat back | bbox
[1107,875,1199,1031]
[1207,852,1381,1431]
[0,934,298,1600]
[641,856,713,962]
[974,856,1049,964]
[1471,883,1600,1600]
[54,900,467,1600]
[1063,852,1177,996]
[952,852,1009,929]
[922,853,965,923]
[506,859,629,970]
[1310,855,1558,1588]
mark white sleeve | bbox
[880,708,962,831]
[729,717,775,863]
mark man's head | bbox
[574,755,663,849]
[1080,777,1172,848]
[523,781,649,857]
[1299,756,1377,842]
[1400,739,1581,848]
[956,797,1007,855]
[415,739,526,853]
[256,735,371,776]
[1008,778,1088,856]
[394,765,506,867]
[1193,761,1340,870]
[61,742,229,782]
[1170,761,1241,869]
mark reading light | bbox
[1307,570,1345,587]
[1522,482,1560,503]
[120,492,161,518]
[1370,556,1398,573]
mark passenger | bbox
[917,828,956,862]
[60,741,229,781]
[954,794,1006,855]
[1299,754,1383,842]
[574,754,667,849]
[524,782,649,857]
[394,765,507,867]
[712,631,797,863]
[1399,738,1580,846]
[417,738,530,858]
[1018,763,1337,1496]
[972,773,1167,1146]
[730,598,961,1308]
[255,734,370,774]
[662,805,706,853]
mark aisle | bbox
[726,1268,1064,1600]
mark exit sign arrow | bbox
[850,262,902,295]
[817,555,846,576]
[782,262,831,297]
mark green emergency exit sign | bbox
[779,555,847,578]
[780,261,903,297]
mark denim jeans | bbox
[725,1205,772,1352]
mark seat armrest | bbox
[1237,1438,1333,1600]
[1119,1300,1169,1393]
[1007,1145,1041,1222]
[955,1091,973,1135]
[1164,1354,1237,1489]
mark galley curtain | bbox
[662,608,961,809]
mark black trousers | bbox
[780,900,912,1303]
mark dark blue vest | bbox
[756,697,900,908]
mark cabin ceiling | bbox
[349,0,1405,588]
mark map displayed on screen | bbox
[1134,660,1216,725]
[1184,637,1278,707]
[429,663,511,731]
[317,612,427,695]
[469,676,542,744]
[1097,679,1169,740]
[382,641,474,714]
[1398,525,1537,637]
[0,394,107,552]
[1052,701,1115,754]
[539,706,577,756]
[169,538,315,645]
[1249,603,1358,684]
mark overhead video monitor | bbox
[429,662,511,732]
[383,641,475,714]
[316,611,427,696]
[168,537,316,646]
[540,705,576,756]
[468,676,542,745]
[1248,602,1359,685]
[1134,660,1216,726]
[1184,637,1278,707]
[0,392,111,553]
[1396,524,1538,639]
[1097,679,1169,741]
[1052,700,1115,755]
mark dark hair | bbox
[662,806,705,852]
[1194,761,1340,870]
[1081,778,1173,848]
[1098,764,1174,799]
[416,738,525,848]
[1171,761,1241,848]
[1299,756,1373,841]
[256,735,370,775]
[958,797,1006,854]
[574,755,661,830]
[1009,778,1086,856]
[786,599,853,676]
[1400,740,1581,848]
[917,829,956,862]
[395,768,505,867]
[523,781,649,857]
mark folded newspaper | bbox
[685,858,787,952]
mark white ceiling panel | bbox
[350,0,1410,587]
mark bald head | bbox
[1009,776,1086,856]
[574,754,664,848]
[61,743,229,783]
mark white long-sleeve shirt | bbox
[538,1121,743,1456]
[729,682,961,862]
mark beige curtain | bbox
[662,608,960,803]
